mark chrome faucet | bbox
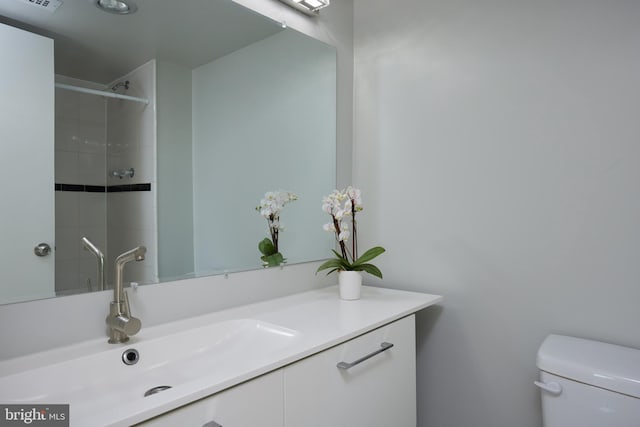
[81,237,105,291]
[106,246,146,344]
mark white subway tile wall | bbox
[105,60,157,286]
[54,62,157,293]
[54,76,107,293]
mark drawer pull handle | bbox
[203,422,222,427]
[337,342,394,370]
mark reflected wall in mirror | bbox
[0,0,336,305]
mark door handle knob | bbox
[34,243,52,257]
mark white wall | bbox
[233,0,353,188]
[0,0,353,360]
[192,29,336,274]
[156,61,195,281]
[353,1,640,426]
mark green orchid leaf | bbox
[330,249,352,265]
[271,252,284,265]
[316,258,343,272]
[316,258,348,274]
[352,246,385,266]
[261,252,284,267]
[355,263,383,279]
[258,238,276,256]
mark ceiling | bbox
[0,0,283,84]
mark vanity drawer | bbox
[283,315,417,427]
[136,369,283,427]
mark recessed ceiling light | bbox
[94,0,137,15]
[278,0,329,16]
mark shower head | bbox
[111,80,130,92]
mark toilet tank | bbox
[536,335,640,427]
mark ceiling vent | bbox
[14,0,63,13]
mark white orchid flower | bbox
[318,186,384,276]
[334,209,347,220]
[338,230,350,241]
[257,190,298,256]
[345,186,363,208]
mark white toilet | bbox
[536,334,640,426]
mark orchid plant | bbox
[256,190,298,267]
[316,186,385,278]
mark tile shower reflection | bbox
[54,61,157,296]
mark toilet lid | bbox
[537,334,640,399]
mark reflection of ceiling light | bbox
[278,0,329,16]
[15,0,63,13]
[94,0,137,15]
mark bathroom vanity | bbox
[0,286,442,426]
[138,315,416,427]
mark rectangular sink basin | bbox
[0,318,299,424]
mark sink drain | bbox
[144,385,172,397]
[122,348,139,365]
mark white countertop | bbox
[0,285,442,426]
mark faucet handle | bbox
[109,291,141,337]
[111,313,142,337]
[122,290,141,335]
[122,289,132,316]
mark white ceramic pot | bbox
[338,271,362,300]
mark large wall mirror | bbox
[0,0,336,305]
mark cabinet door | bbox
[0,23,55,304]
[284,315,416,427]
[137,370,283,427]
